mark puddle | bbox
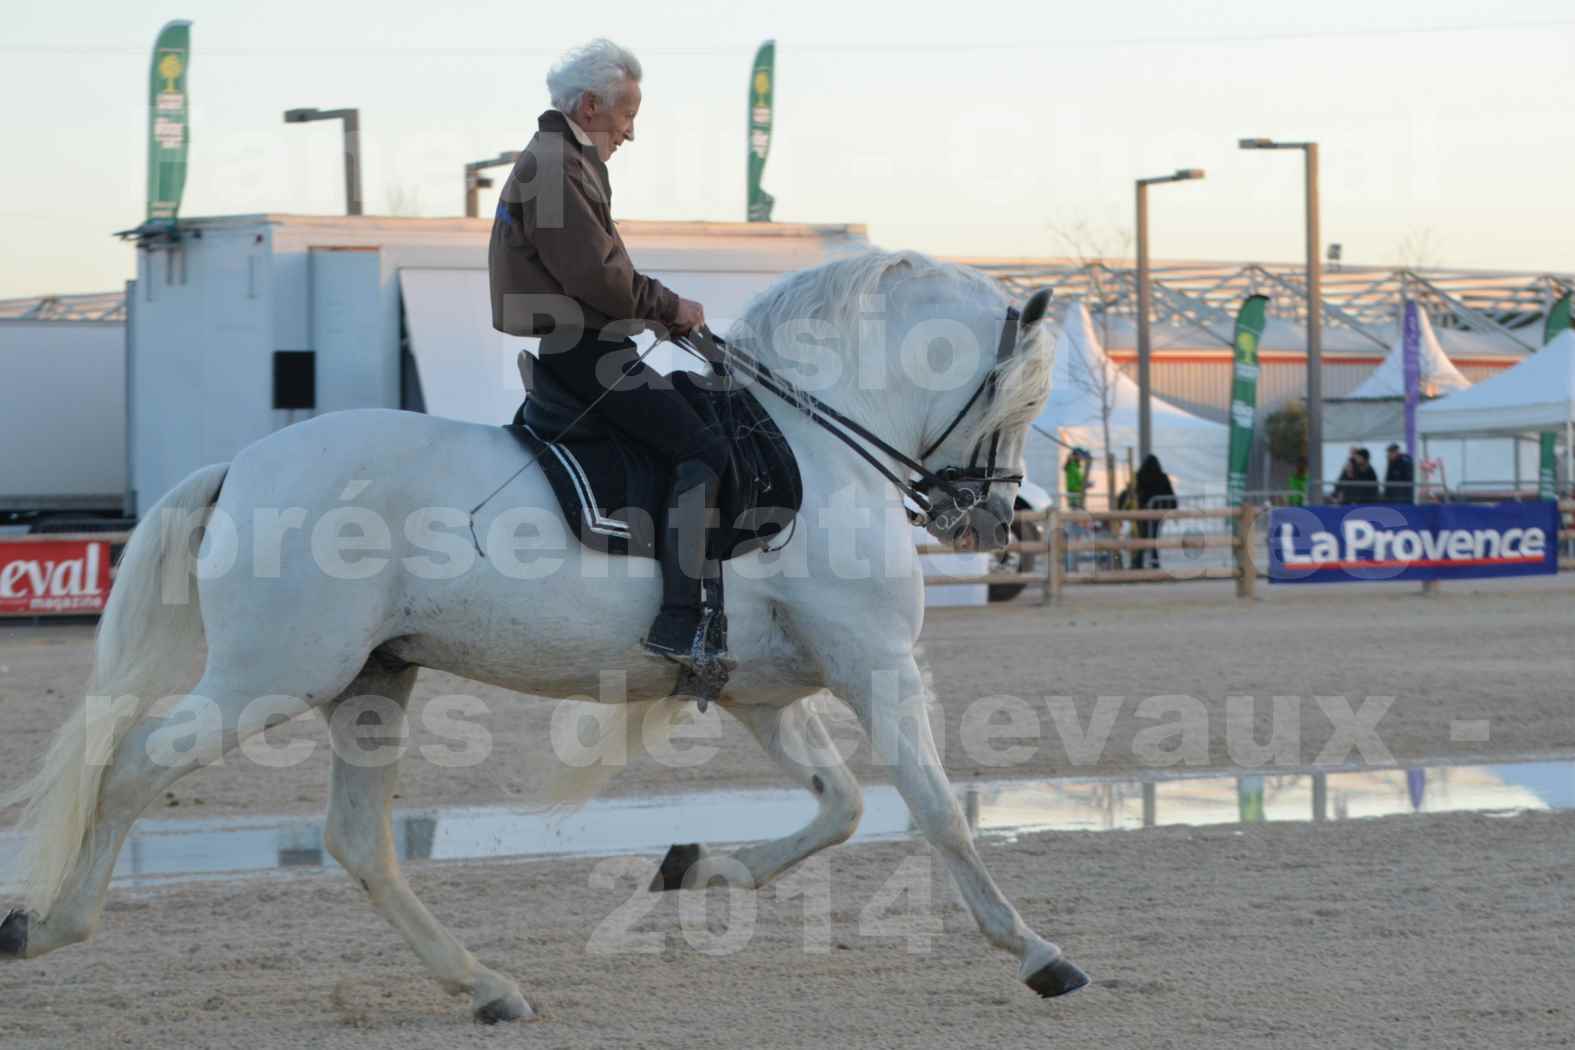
[1,758,1569,891]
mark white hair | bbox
[547,38,642,113]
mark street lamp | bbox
[283,107,363,216]
[1135,168,1206,461]
[1240,137,1322,502]
[464,152,520,218]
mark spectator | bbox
[1287,457,1308,507]
[1383,443,1415,503]
[1064,448,1091,510]
[1331,453,1357,504]
[1134,454,1175,569]
[1333,448,1380,504]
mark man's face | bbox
[577,78,641,162]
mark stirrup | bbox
[666,656,731,713]
[644,606,731,711]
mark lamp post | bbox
[464,152,520,218]
[1135,168,1206,461]
[283,108,363,216]
[1240,137,1322,502]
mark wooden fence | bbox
[919,505,1260,604]
[924,499,1575,605]
[1562,499,1575,573]
[5,503,1574,615]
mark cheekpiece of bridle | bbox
[677,288,1050,535]
[907,305,1025,531]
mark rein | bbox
[677,305,1025,529]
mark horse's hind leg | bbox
[321,658,533,1024]
[18,657,366,958]
[652,697,863,891]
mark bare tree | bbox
[1061,314,1126,510]
[1394,227,1443,272]
[1049,219,1135,509]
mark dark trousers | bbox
[534,332,729,479]
[1132,519,1163,569]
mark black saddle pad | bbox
[505,360,802,560]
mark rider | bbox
[488,38,731,681]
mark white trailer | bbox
[127,214,868,514]
[0,314,127,523]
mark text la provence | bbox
[1278,519,1548,568]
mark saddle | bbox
[506,352,803,560]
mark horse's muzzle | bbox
[945,496,1013,552]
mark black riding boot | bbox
[643,460,730,705]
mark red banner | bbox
[0,538,119,616]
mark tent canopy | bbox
[1023,302,1228,501]
[1325,311,1472,443]
[1418,329,1575,438]
[1346,308,1470,400]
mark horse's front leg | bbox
[845,652,1090,998]
[650,697,863,892]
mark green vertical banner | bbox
[1237,775,1266,823]
[1540,295,1571,500]
[146,20,192,228]
[746,40,775,222]
[1226,294,1271,506]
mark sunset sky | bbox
[3,1,1572,296]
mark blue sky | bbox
[3,1,1573,296]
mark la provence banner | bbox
[1268,502,1560,584]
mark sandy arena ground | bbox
[0,576,1572,1046]
[0,813,1570,1049]
[1,575,1571,813]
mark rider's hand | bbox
[673,298,706,336]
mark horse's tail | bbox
[1,462,229,917]
[538,697,688,810]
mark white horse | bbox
[0,251,1085,1023]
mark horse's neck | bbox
[753,379,924,492]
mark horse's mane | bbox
[727,250,1054,451]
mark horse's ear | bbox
[1022,288,1053,329]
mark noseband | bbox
[680,296,1039,530]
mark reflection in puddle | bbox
[1,758,1569,890]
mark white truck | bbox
[0,309,129,532]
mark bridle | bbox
[908,306,1022,530]
[679,297,1040,531]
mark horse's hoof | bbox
[0,910,30,960]
[649,843,705,892]
[1025,956,1090,998]
[474,992,534,1025]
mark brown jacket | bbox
[489,109,679,338]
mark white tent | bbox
[1023,302,1228,504]
[1320,309,1505,492]
[1418,329,1575,491]
[1346,309,1470,400]
[1419,329,1575,437]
